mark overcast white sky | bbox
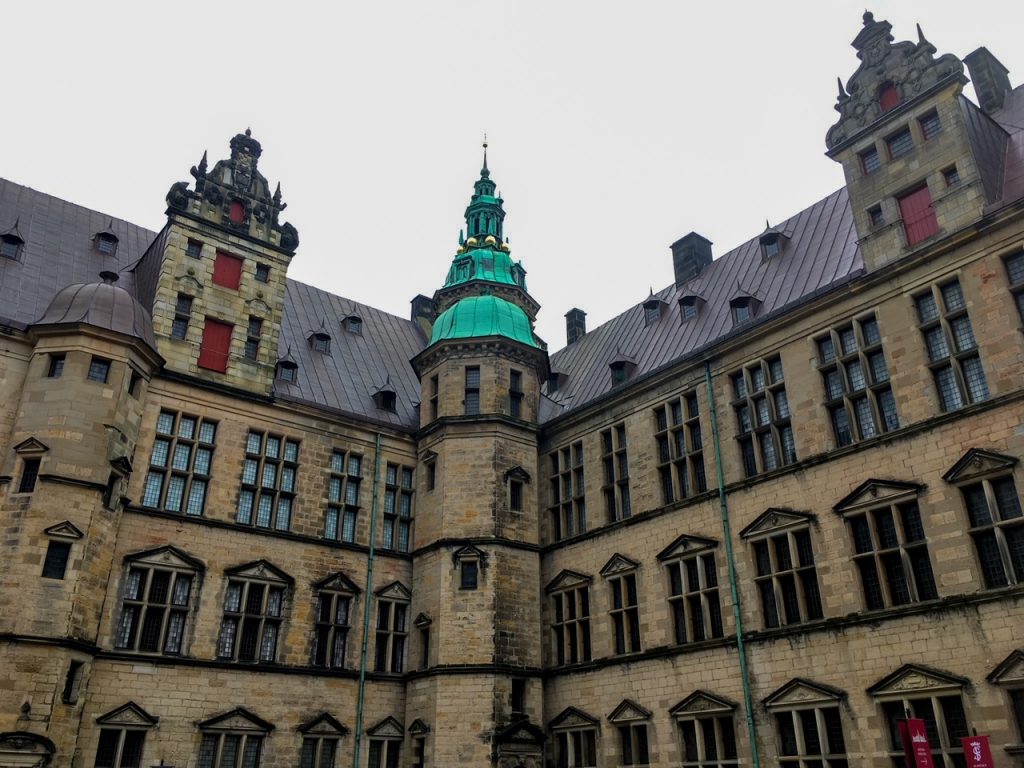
[4,1,1023,349]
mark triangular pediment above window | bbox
[599,553,640,577]
[313,571,361,594]
[408,719,431,736]
[414,612,432,628]
[374,581,411,601]
[549,706,600,730]
[656,534,718,562]
[740,508,815,539]
[494,719,546,745]
[366,716,403,738]
[298,713,349,736]
[608,699,652,723]
[225,560,293,584]
[833,479,923,515]
[453,544,486,562]
[764,678,846,709]
[44,521,84,540]
[868,664,968,697]
[198,707,274,733]
[504,465,532,483]
[96,701,158,727]
[174,272,203,293]
[988,649,1024,686]
[13,437,48,455]
[943,448,1019,483]
[420,449,438,462]
[670,690,738,717]
[246,297,272,316]
[126,545,205,572]
[545,569,592,593]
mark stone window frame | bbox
[1002,248,1024,326]
[815,311,899,448]
[88,356,111,383]
[409,719,430,768]
[943,448,1024,589]
[312,572,360,670]
[40,522,80,582]
[94,702,158,768]
[196,708,274,768]
[885,124,914,159]
[988,649,1024,755]
[254,263,270,283]
[46,352,66,378]
[658,534,724,645]
[608,699,652,767]
[653,391,707,505]
[428,374,439,420]
[546,570,593,666]
[414,613,432,670]
[549,441,586,541]
[868,664,971,768]
[919,109,943,140]
[373,582,411,674]
[382,463,414,552]
[298,712,348,768]
[860,144,882,175]
[600,422,631,523]
[670,690,739,768]
[366,716,403,768]
[549,706,600,768]
[453,545,486,591]
[833,479,938,611]
[142,410,217,516]
[114,546,204,656]
[730,355,795,478]
[13,437,47,496]
[509,368,524,418]
[740,509,824,629]
[236,430,300,531]
[505,465,530,514]
[186,238,203,259]
[324,449,363,544]
[600,554,642,656]
[464,365,481,415]
[763,679,850,768]
[215,560,292,664]
[171,293,193,340]
[243,316,263,361]
[913,278,989,412]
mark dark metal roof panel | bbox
[989,85,1024,206]
[544,187,861,420]
[960,95,1010,204]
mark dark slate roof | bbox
[543,187,862,419]
[989,84,1024,206]
[0,178,155,329]
[36,277,158,351]
[273,280,425,428]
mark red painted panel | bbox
[198,318,233,372]
[213,251,244,289]
[229,199,245,224]
[899,186,938,246]
[880,84,900,112]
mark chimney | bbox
[410,294,436,338]
[965,47,1012,114]
[671,232,713,286]
[565,308,587,345]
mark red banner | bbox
[898,718,935,768]
[960,735,995,768]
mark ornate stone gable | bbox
[670,690,738,717]
[125,545,205,572]
[43,521,83,540]
[298,713,348,736]
[13,437,48,455]
[943,448,1018,483]
[656,533,718,562]
[599,553,640,577]
[763,678,846,709]
[548,706,600,730]
[374,581,411,601]
[544,569,592,593]
[826,13,966,152]
[607,699,652,723]
[833,478,923,515]
[366,716,403,738]
[867,664,968,697]
[95,702,158,727]
[739,508,815,539]
[198,707,274,733]
[225,560,292,585]
[313,571,361,594]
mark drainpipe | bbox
[705,361,762,768]
[354,432,383,768]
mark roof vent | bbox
[565,308,587,345]
[100,271,119,284]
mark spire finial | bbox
[481,133,489,175]
[837,77,848,99]
[245,127,252,137]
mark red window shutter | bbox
[899,186,939,246]
[198,318,233,372]
[229,200,245,224]
[879,84,900,112]
[213,251,244,289]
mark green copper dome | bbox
[430,295,540,348]
[443,247,527,290]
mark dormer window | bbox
[511,262,526,288]
[643,299,664,326]
[679,296,700,322]
[761,234,781,259]
[1,233,24,260]
[730,297,757,325]
[229,200,245,224]
[276,361,298,383]
[344,316,363,335]
[95,232,118,256]
[610,361,635,387]
[547,372,567,394]
[879,82,900,112]
[455,258,472,281]
[310,333,331,354]
[373,390,397,412]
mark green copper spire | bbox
[465,138,505,241]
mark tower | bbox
[143,130,298,395]
[408,145,549,767]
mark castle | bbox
[2,12,1024,768]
